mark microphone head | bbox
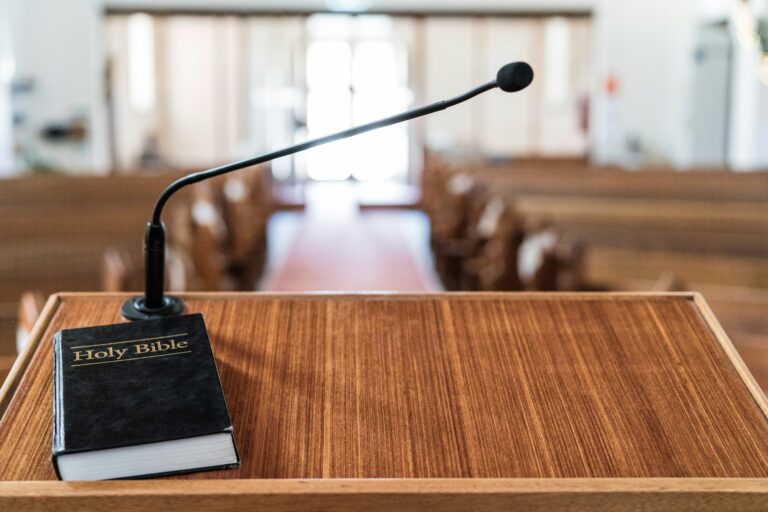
[496,62,534,92]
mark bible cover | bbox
[52,313,239,480]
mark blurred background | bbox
[0,1,766,390]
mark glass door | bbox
[304,15,411,181]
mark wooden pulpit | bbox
[0,292,766,510]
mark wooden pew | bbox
[423,168,582,293]
[96,166,272,294]
[461,197,525,291]
[0,167,272,361]
[0,292,44,386]
[217,171,271,291]
[425,159,768,290]
[460,161,768,201]
[0,172,192,302]
[0,172,191,350]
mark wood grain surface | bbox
[1,479,767,512]
[0,293,766,482]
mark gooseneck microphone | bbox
[121,61,534,320]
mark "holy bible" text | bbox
[71,339,189,363]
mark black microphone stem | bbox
[137,81,498,314]
[124,59,534,320]
[149,80,497,226]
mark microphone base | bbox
[121,295,185,321]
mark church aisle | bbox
[261,182,441,292]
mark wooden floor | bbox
[261,183,440,292]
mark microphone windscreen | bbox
[496,62,534,92]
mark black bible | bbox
[52,313,239,480]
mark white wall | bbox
[3,0,591,173]
[423,17,588,159]
[0,0,14,175]
[728,0,768,171]
[422,18,477,152]
[6,0,762,172]
[591,0,768,170]
[7,0,108,173]
[590,0,700,167]
[478,18,538,156]
[162,16,244,168]
[102,0,593,13]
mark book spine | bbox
[52,331,65,480]
[51,331,64,457]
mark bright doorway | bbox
[303,15,412,182]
